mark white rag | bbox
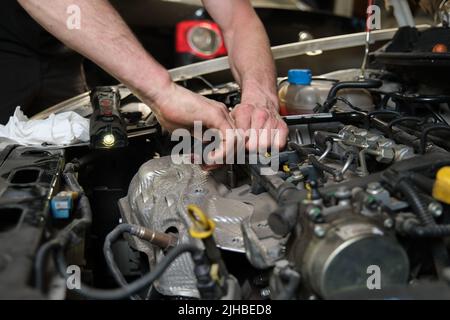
[0,107,90,146]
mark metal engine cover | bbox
[118,156,255,298]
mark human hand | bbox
[231,83,288,152]
[146,82,238,162]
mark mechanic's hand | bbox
[231,86,288,152]
[149,82,238,162]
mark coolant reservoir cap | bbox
[433,167,450,205]
[288,69,312,85]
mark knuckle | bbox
[254,109,269,122]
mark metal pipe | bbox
[341,153,355,175]
[318,141,333,161]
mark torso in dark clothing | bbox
[0,0,87,123]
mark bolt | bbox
[260,288,271,298]
[384,218,394,229]
[307,206,323,223]
[428,202,443,218]
[367,182,383,195]
[314,225,326,238]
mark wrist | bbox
[241,79,279,111]
[123,57,173,107]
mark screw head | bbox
[367,182,383,195]
[314,225,326,238]
[428,202,443,218]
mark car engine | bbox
[2,25,450,300]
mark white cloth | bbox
[0,107,90,146]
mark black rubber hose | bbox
[288,143,322,161]
[396,180,436,226]
[327,80,383,101]
[368,110,402,121]
[313,131,335,149]
[103,224,142,300]
[420,125,450,154]
[388,117,425,136]
[319,80,382,112]
[396,180,450,238]
[34,239,61,292]
[308,155,343,182]
[55,244,200,300]
[402,222,450,238]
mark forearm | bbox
[18,0,171,106]
[221,11,278,107]
[203,0,278,109]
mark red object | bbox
[99,99,113,116]
[433,43,448,53]
[176,20,227,59]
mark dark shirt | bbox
[0,0,86,123]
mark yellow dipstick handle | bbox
[187,204,216,239]
[305,183,312,201]
[433,167,450,205]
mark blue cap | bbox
[288,69,312,85]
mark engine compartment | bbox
[2,26,450,300]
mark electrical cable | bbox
[34,162,92,293]
[103,224,143,300]
[55,243,200,300]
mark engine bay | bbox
[2,25,450,300]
